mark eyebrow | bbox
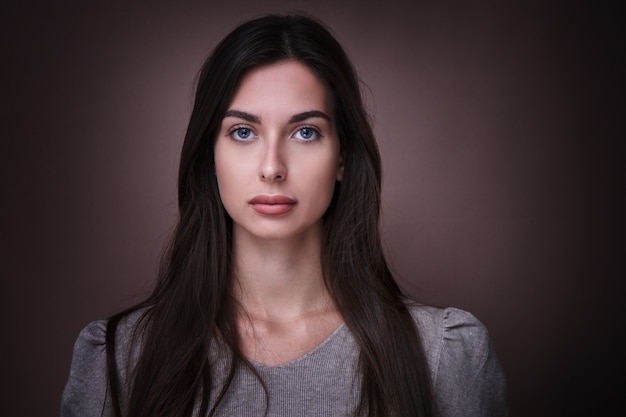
[289,110,331,123]
[223,109,331,124]
[223,110,260,123]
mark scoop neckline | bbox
[246,322,347,369]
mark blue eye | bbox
[230,127,256,141]
[294,127,320,141]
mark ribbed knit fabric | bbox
[60,306,508,417]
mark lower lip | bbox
[250,203,295,215]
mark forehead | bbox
[228,60,333,116]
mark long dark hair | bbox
[106,13,434,417]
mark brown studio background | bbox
[1,1,621,416]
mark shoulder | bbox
[408,305,491,362]
[69,309,146,364]
[61,309,147,417]
[67,319,109,372]
[408,304,508,416]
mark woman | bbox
[61,13,507,417]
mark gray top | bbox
[61,305,507,416]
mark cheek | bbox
[215,164,239,198]
[215,171,244,223]
[214,147,238,207]
[214,149,258,217]
[300,159,340,201]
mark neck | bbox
[231,226,335,322]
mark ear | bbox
[336,155,344,181]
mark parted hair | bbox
[105,13,435,417]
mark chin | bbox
[234,221,323,243]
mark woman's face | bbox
[214,60,344,242]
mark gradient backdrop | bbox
[1,1,620,416]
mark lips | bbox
[249,195,297,215]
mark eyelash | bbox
[293,125,322,142]
[226,125,323,143]
[227,126,257,141]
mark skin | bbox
[214,60,344,366]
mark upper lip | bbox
[249,195,297,205]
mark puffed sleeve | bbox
[61,320,114,417]
[432,308,508,417]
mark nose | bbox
[259,140,287,182]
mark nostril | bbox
[259,165,287,182]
